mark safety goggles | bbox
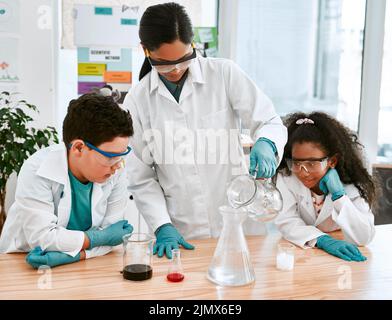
[84,141,132,167]
[286,157,329,173]
[146,44,196,74]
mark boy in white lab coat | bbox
[0,94,134,268]
[275,112,377,262]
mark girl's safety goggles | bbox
[286,157,329,173]
[146,43,196,74]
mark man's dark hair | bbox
[62,94,133,146]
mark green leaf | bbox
[0,92,59,194]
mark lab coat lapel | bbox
[152,56,206,105]
[298,191,318,222]
[315,195,334,226]
[293,175,317,222]
[91,182,104,227]
[158,82,178,104]
[179,78,193,104]
[180,58,205,104]
[57,182,72,227]
[150,69,178,104]
[36,143,72,226]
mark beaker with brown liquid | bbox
[122,233,154,281]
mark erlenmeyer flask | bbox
[227,174,283,222]
[167,249,185,282]
[207,206,255,286]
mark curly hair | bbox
[278,111,377,208]
[62,94,133,146]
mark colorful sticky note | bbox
[95,7,112,15]
[78,63,106,76]
[77,47,90,62]
[104,71,132,83]
[121,19,137,25]
[78,82,106,95]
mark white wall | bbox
[3,0,57,214]
[19,0,57,129]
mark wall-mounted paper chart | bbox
[74,4,140,47]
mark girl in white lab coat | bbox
[0,94,134,268]
[275,112,377,261]
[124,3,287,259]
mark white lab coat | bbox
[123,56,287,239]
[275,173,375,248]
[0,143,128,258]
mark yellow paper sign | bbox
[78,63,106,76]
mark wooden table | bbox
[1,225,391,300]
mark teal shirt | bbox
[66,171,93,231]
[159,70,189,102]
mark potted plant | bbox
[0,91,59,234]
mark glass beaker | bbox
[122,233,154,281]
[227,174,283,221]
[276,243,295,271]
[207,206,255,286]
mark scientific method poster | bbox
[77,46,132,103]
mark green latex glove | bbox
[319,168,346,201]
[249,137,278,178]
[26,247,81,269]
[85,220,133,249]
[154,223,195,259]
[316,235,367,262]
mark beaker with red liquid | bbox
[167,249,185,282]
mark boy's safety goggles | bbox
[286,157,329,173]
[84,141,131,167]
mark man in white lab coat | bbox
[123,3,288,259]
[0,94,134,268]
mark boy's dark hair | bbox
[278,111,378,208]
[62,94,133,147]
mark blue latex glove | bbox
[316,235,367,262]
[319,168,346,201]
[85,220,133,249]
[249,137,278,178]
[154,223,195,259]
[26,247,81,269]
